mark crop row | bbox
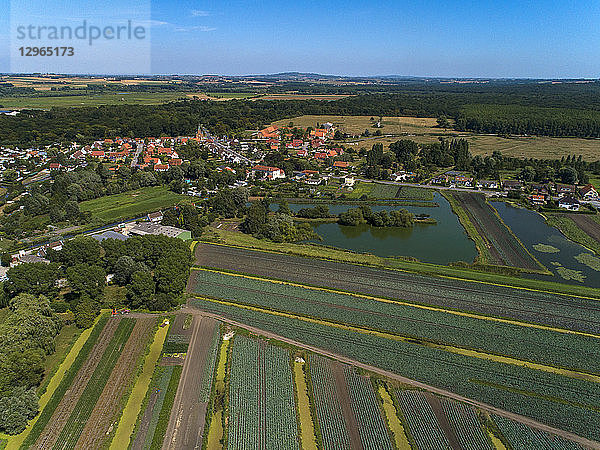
[440,398,492,450]
[190,298,600,442]
[148,365,182,450]
[395,390,451,449]
[343,366,393,450]
[141,366,174,449]
[194,244,600,334]
[199,326,220,403]
[308,354,351,450]
[191,270,600,375]
[20,315,110,450]
[492,415,583,450]
[227,335,299,450]
[53,318,136,450]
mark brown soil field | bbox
[76,318,156,449]
[192,243,600,334]
[162,316,217,450]
[274,114,600,161]
[330,361,363,449]
[273,115,440,135]
[569,214,600,242]
[34,318,121,449]
[425,393,462,449]
[452,192,542,271]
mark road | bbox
[131,142,144,168]
[352,178,499,195]
[162,315,216,450]
[178,307,600,450]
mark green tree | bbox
[5,263,60,298]
[74,295,100,328]
[127,270,155,309]
[66,264,106,299]
[0,387,39,435]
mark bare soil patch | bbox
[162,316,217,450]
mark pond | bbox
[491,202,600,288]
[274,193,477,265]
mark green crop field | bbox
[188,270,600,442]
[22,316,110,449]
[79,186,188,223]
[53,319,136,449]
[0,91,256,109]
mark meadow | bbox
[79,186,188,223]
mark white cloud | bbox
[175,25,216,32]
[191,10,210,17]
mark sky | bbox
[0,0,599,78]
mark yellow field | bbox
[378,386,411,449]
[273,115,600,161]
[273,115,441,134]
[293,361,318,450]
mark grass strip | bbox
[377,384,411,449]
[109,321,169,449]
[52,319,136,449]
[15,315,108,450]
[292,360,318,450]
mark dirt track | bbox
[180,307,600,450]
[34,318,120,449]
[426,393,462,449]
[162,315,217,450]
[76,318,156,449]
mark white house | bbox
[558,197,580,211]
[580,184,598,200]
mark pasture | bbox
[79,186,188,223]
[272,114,600,161]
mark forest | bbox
[3,80,600,145]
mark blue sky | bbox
[1,0,599,77]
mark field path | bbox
[181,307,600,450]
[76,317,156,449]
[162,316,216,450]
[330,361,363,450]
[426,393,462,450]
[33,318,121,449]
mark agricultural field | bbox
[161,316,218,449]
[187,267,600,443]
[345,182,434,201]
[0,92,194,109]
[546,213,600,255]
[79,186,188,223]
[19,316,157,450]
[227,335,299,449]
[189,268,600,377]
[169,311,588,449]
[272,114,600,161]
[193,243,600,334]
[272,115,442,135]
[445,191,544,271]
